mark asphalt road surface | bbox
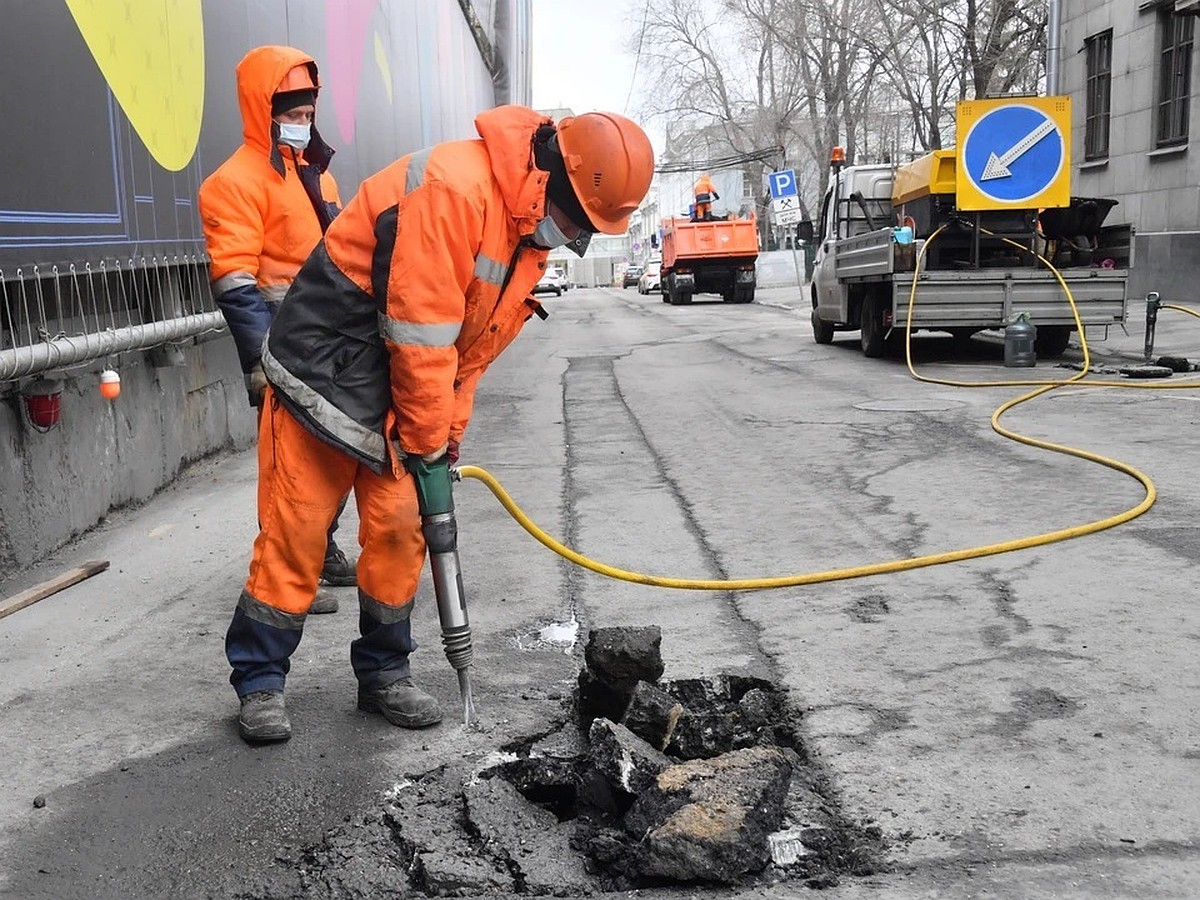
[1,283,1198,898]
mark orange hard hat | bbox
[555,112,654,235]
[276,63,318,94]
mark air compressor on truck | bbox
[805,97,1134,358]
[659,212,759,305]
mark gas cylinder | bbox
[1004,313,1037,367]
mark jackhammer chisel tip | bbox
[457,668,478,728]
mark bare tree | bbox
[868,0,1047,152]
[632,0,894,220]
[628,0,1048,230]
[632,0,817,225]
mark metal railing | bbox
[0,255,226,382]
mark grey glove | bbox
[245,363,267,408]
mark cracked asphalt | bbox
[1,283,1198,897]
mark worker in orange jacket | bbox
[198,46,356,601]
[693,172,719,221]
[226,105,655,743]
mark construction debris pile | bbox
[279,626,885,897]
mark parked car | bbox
[638,259,662,294]
[622,265,643,288]
[533,266,566,296]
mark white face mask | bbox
[532,214,571,249]
[277,122,311,151]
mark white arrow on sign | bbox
[981,117,1056,180]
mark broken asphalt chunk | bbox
[588,717,673,797]
[624,746,794,883]
[620,680,684,750]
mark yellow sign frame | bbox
[956,96,1071,212]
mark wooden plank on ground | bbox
[0,560,110,621]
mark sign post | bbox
[768,168,803,226]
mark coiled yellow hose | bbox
[455,226,1199,590]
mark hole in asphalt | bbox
[264,627,888,897]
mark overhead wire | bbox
[655,146,783,174]
[623,2,652,116]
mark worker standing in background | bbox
[225,105,655,744]
[693,172,719,221]
[198,45,357,608]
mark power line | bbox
[623,3,652,116]
[655,146,783,174]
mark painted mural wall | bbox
[0,0,532,273]
[0,0,531,574]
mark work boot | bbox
[320,544,357,587]
[357,677,443,728]
[309,590,339,615]
[238,691,291,743]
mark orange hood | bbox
[473,105,555,232]
[236,45,321,154]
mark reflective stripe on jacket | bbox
[263,105,553,473]
[197,45,340,370]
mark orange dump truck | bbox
[659,213,759,305]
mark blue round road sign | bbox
[962,104,1064,204]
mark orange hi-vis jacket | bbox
[198,46,340,310]
[262,105,554,473]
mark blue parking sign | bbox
[768,169,797,200]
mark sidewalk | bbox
[1064,294,1200,367]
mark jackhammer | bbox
[1144,291,1161,361]
[404,453,477,726]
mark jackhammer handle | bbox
[404,453,455,518]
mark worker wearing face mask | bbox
[199,46,356,606]
[225,106,654,743]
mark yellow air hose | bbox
[455,224,1200,590]
[1163,303,1200,321]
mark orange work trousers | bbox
[247,390,426,615]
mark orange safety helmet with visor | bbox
[557,112,654,234]
[535,112,654,256]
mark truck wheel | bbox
[735,287,754,303]
[1035,325,1072,358]
[812,308,835,344]
[668,283,692,305]
[860,295,887,358]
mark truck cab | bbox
[811,161,895,330]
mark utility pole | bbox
[1046,0,1062,94]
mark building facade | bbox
[1060,1,1200,301]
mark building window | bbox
[1084,30,1112,159]
[1156,10,1194,147]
